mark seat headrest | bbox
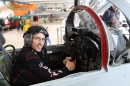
[0,27,6,45]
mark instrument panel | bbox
[70,35,101,72]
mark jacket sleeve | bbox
[24,54,69,81]
[49,59,64,70]
[102,10,112,26]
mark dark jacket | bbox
[10,47,69,86]
[102,6,120,27]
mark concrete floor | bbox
[3,23,65,49]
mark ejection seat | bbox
[0,27,13,86]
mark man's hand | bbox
[66,60,76,71]
[63,57,72,65]
[112,19,117,25]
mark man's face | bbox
[112,5,118,11]
[31,33,45,52]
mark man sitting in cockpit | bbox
[10,25,76,86]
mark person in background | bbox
[10,25,76,86]
[15,20,20,31]
[7,20,12,31]
[102,5,126,58]
[46,27,52,45]
[20,20,24,30]
[23,23,30,33]
[11,20,15,29]
[102,5,121,27]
